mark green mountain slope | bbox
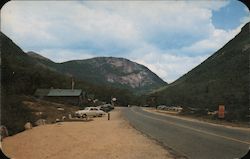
[0,32,139,134]
[1,32,75,135]
[1,34,72,95]
[28,54,167,94]
[152,22,250,121]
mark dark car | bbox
[98,104,114,112]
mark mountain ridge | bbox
[27,52,167,94]
[151,22,250,121]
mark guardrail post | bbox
[108,113,110,120]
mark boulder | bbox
[62,116,66,121]
[24,122,32,130]
[35,119,46,126]
[0,125,9,141]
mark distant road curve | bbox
[121,106,250,159]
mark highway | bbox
[121,107,250,159]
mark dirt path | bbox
[2,108,173,159]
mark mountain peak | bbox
[24,52,167,94]
[59,56,167,93]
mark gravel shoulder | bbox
[143,108,250,131]
[1,107,173,159]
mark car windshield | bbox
[84,107,90,110]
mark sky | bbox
[1,0,249,83]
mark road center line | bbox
[131,107,250,145]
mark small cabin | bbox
[34,89,86,105]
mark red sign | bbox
[218,105,225,118]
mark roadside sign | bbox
[218,105,225,118]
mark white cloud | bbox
[240,15,250,24]
[131,51,208,83]
[187,0,230,11]
[1,1,141,52]
[1,0,225,51]
[1,1,248,83]
[177,25,242,55]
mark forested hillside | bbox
[151,22,250,121]
[0,32,138,135]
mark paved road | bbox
[121,107,250,159]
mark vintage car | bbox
[75,107,106,118]
[97,104,114,112]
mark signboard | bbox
[218,105,225,118]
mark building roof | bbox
[47,89,83,97]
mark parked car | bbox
[96,107,107,116]
[98,104,114,112]
[75,107,106,118]
[157,105,167,110]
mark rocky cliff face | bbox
[57,57,167,93]
[27,54,167,94]
[90,57,166,89]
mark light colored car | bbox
[75,107,106,118]
[157,105,167,110]
[96,107,106,116]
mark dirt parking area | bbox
[1,108,173,159]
